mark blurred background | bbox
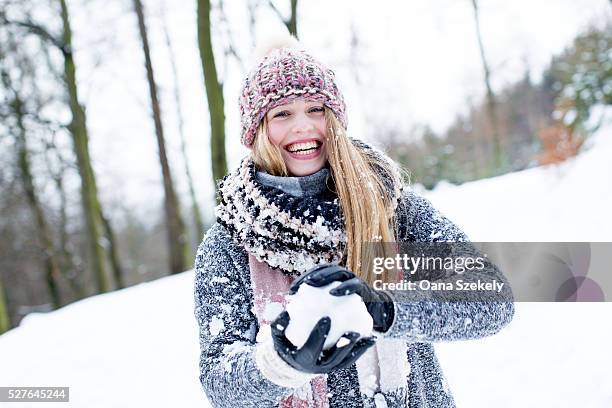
[0,0,610,334]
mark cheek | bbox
[314,118,327,137]
[266,122,287,147]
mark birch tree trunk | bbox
[132,0,189,274]
[197,0,228,191]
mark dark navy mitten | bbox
[269,311,376,374]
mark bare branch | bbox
[266,0,286,25]
[0,13,65,53]
[217,0,245,73]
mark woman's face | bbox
[265,98,327,177]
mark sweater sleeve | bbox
[194,223,309,407]
[382,189,515,342]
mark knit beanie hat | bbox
[239,41,347,147]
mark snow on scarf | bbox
[216,158,345,276]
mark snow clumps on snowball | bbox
[285,281,373,350]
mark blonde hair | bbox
[252,115,288,177]
[251,109,402,286]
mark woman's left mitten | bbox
[329,276,395,333]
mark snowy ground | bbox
[1,126,611,407]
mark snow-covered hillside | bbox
[420,125,612,242]
[1,125,610,407]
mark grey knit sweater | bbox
[194,168,514,408]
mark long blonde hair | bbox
[252,109,402,286]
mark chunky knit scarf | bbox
[216,140,403,276]
[216,158,346,275]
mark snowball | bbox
[285,281,373,350]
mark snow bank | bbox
[421,123,612,242]
[0,272,205,407]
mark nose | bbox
[291,111,315,134]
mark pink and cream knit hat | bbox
[239,46,347,147]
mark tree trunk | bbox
[197,0,228,192]
[0,277,10,334]
[12,93,62,308]
[287,0,298,38]
[100,210,125,288]
[59,0,109,292]
[42,139,86,297]
[471,0,502,171]
[133,0,189,274]
[162,11,205,245]
[51,163,85,298]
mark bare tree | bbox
[266,0,299,38]
[1,0,115,293]
[43,142,86,297]
[59,0,110,291]
[161,8,205,244]
[470,0,502,170]
[13,92,63,307]
[1,28,64,307]
[287,0,298,38]
[0,276,9,334]
[100,211,125,287]
[197,0,228,191]
[132,0,189,274]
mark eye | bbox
[272,110,290,118]
[308,106,324,113]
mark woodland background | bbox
[0,0,610,334]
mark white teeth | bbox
[293,148,317,156]
[287,141,320,153]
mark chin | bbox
[288,166,324,177]
[285,157,327,177]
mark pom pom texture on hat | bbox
[239,47,347,147]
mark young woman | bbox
[194,42,514,408]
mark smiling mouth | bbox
[285,140,322,155]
